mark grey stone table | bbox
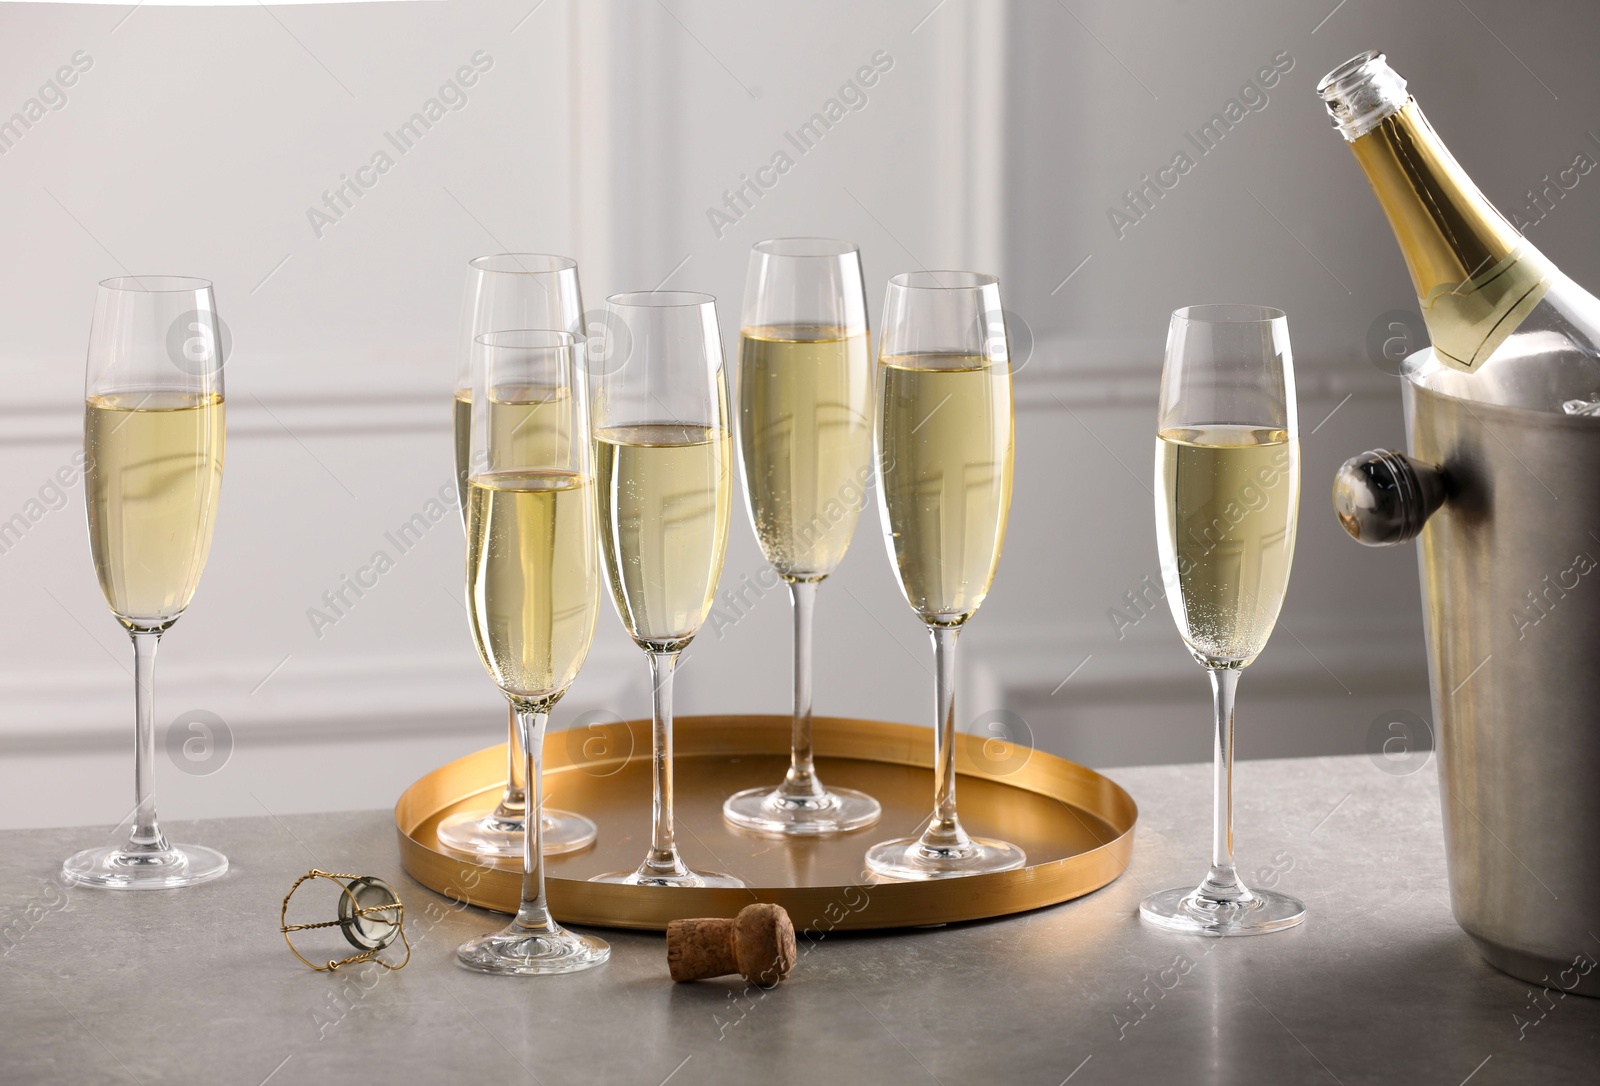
[3,754,1596,1085]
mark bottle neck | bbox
[1343,97,1552,372]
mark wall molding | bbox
[0,357,453,446]
[965,615,1426,702]
[932,0,1008,274]
[1012,334,1400,409]
[0,336,1398,446]
[0,646,641,755]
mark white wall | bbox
[3,0,1596,829]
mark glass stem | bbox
[920,625,971,853]
[1197,666,1250,904]
[644,651,686,876]
[510,705,558,933]
[494,702,527,820]
[127,631,170,855]
[778,579,825,800]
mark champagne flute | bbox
[864,272,1024,880]
[455,329,609,975]
[1139,304,1305,936]
[63,276,228,889]
[722,238,882,836]
[440,253,597,860]
[590,292,742,888]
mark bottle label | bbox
[1420,245,1552,372]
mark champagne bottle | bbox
[1317,51,1600,412]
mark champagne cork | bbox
[666,903,796,986]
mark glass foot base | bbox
[436,807,597,859]
[62,843,228,890]
[1139,885,1306,937]
[722,785,881,836]
[455,924,610,976]
[864,835,1025,880]
[590,864,745,889]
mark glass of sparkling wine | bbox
[64,276,228,889]
[722,238,882,836]
[455,329,609,975]
[864,271,1024,880]
[590,292,743,888]
[1139,304,1305,937]
[440,253,597,860]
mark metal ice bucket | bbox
[1335,355,1600,994]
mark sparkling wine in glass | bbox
[440,253,597,861]
[722,238,882,836]
[590,292,742,888]
[864,271,1024,880]
[63,276,228,889]
[1139,304,1306,937]
[455,329,609,975]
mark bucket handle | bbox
[1333,449,1447,546]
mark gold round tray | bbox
[395,714,1137,932]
